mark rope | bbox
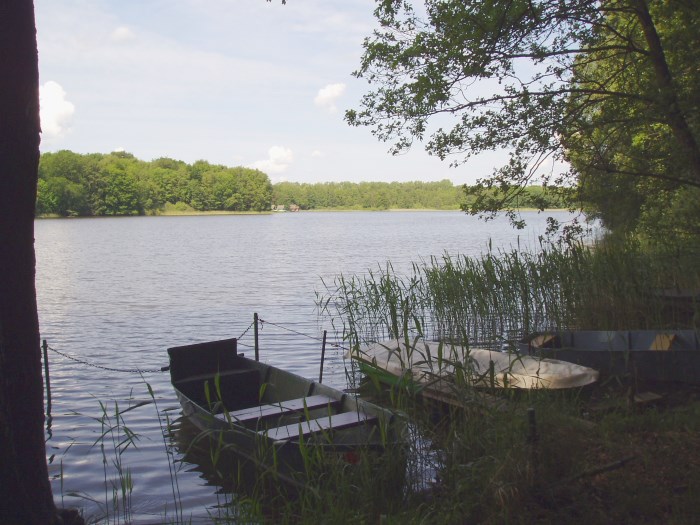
[237,320,255,341]
[258,317,348,351]
[236,320,257,349]
[44,318,346,374]
[46,345,167,374]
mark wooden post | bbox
[254,312,260,362]
[527,406,539,484]
[319,330,327,383]
[527,407,538,443]
[42,339,51,415]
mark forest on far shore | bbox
[36,150,564,217]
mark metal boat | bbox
[519,330,700,383]
[352,338,599,406]
[168,338,402,484]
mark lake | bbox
[36,210,578,523]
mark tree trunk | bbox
[633,0,700,184]
[0,1,57,523]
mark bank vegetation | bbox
[35,150,565,217]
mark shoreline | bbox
[36,207,568,219]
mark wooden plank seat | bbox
[216,394,338,425]
[262,411,377,442]
[174,368,259,386]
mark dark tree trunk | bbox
[633,0,700,183]
[0,1,57,524]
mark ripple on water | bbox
[37,211,581,518]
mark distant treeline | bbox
[35,150,563,216]
[36,150,272,216]
[273,181,563,211]
[273,180,462,210]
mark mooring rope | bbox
[44,318,347,374]
[235,320,257,349]
[258,317,348,351]
[237,320,255,340]
[46,344,168,374]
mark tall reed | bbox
[319,238,699,354]
[309,236,700,523]
[92,397,140,524]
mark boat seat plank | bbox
[262,411,377,442]
[174,368,259,386]
[217,394,337,424]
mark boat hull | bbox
[168,338,402,482]
[353,339,599,406]
[519,330,700,384]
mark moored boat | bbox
[352,338,599,406]
[519,330,700,384]
[168,338,402,484]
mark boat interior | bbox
[168,338,383,445]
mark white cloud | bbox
[33,1,478,183]
[314,83,346,113]
[311,150,323,158]
[111,26,135,42]
[39,81,75,138]
[251,146,294,174]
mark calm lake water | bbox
[36,210,578,523]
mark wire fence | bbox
[43,315,348,376]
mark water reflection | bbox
[170,415,309,503]
[36,211,581,519]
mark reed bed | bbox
[319,239,700,355]
[307,237,700,524]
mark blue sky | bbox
[35,0,502,184]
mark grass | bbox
[196,377,697,524]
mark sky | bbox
[35,0,503,185]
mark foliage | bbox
[568,1,700,239]
[36,150,273,216]
[273,179,462,210]
[36,150,565,216]
[273,180,561,211]
[349,0,700,240]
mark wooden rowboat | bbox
[168,338,402,483]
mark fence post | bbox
[527,407,538,444]
[254,312,260,362]
[42,339,52,414]
[319,330,327,383]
